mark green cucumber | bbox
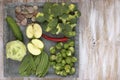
[6,16,23,41]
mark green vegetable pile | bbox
[19,52,49,77]
[49,40,77,76]
[36,2,81,37]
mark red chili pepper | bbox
[42,34,68,42]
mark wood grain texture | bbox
[0,0,120,80]
[78,0,120,80]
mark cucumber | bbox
[6,16,23,41]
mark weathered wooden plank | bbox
[0,0,4,78]
[77,0,120,80]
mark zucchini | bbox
[6,16,23,41]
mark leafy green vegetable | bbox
[6,40,26,61]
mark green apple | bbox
[27,39,44,55]
[26,23,42,39]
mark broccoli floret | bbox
[67,15,76,20]
[36,12,44,17]
[44,14,54,22]
[71,23,77,29]
[56,23,63,35]
[43,2,53,14]
[45,19,58,32]
[62,23,73,32]
[35,12,45,23]
[51,3,62,17]
[50,28,58,34]
[65,31,76,37]
[61,3,69,14]
[74,11,81,17]
[67,11,81,21]
[68,4,76,11]
[59,14,68,23]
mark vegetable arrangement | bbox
[5,2,80,77]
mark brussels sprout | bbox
[64,43,69,49]
[68,40,75,47]
[55,63,63,71]
[64,65,71,73]
[50,46,56,54]
[70,67,76,74]
[71,56,77,62]
[66,51,72,56]
[56,42,63,49]
[65,57,72,64]
[69,47,75,53]
[56,57,62,63]
[50,55,56,61]
[61,52,67,58]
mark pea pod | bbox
[19,55,30,74]
[36,52,49,76]
[40,61,50,77]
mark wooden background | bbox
[0,0,120,80]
